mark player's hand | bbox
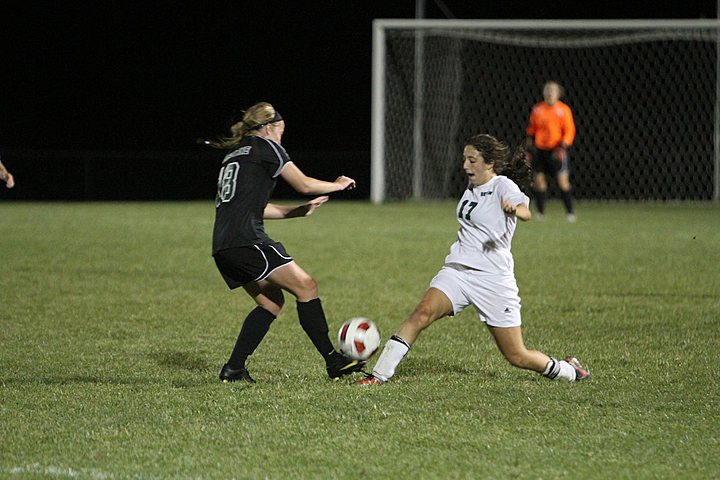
[502,201,531,221]
[525,139,537,163]
[304,196,329,216]
[3,172,14,189]
[552,146,567,162]
[501,200,517,215]
[334,176,356,191]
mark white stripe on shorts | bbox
[252,244,294,282]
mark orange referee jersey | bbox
[526,100,576,150]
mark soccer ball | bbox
[337,317,381,361]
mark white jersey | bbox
[444,175,529,274]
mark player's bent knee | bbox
[256,298,284,316]
[296,275,319,298]
[255,303,281,317]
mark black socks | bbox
[561,189,574,214]
[297,298,335,361]
[533,190,546,215]
[533,189,574,215]
[226,307,276,369]
[227,299,337,369]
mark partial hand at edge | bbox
[334,176,356,191]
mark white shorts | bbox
[429,264,522,328]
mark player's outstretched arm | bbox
[264,196,330,219]
[280,163,355,195]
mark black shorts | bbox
[213,241,293,289]
[532,149,569,176]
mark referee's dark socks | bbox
[227,307,276,369]
[561,189,574,214]
[297,298,335,361]
[533,190,546,214]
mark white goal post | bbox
[371,19,720,204]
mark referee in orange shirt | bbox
[526,81,576,221]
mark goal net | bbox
[371,19,720,203]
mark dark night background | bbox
[1,1,717,200]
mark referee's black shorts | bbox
[213,241,293,289]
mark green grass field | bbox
[1,200,719,479]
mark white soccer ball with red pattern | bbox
[337,317,381,361]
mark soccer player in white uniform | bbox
[357,134,590,385]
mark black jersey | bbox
[212,136,292,254]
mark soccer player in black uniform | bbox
[210,101,363,383]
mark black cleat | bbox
[326,353,365,380]
[219,364,256,383]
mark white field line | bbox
[4,463,114,479]
[3,464,180,479]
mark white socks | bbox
[373,343,577,382]
[372,335,411,382]
[542,357,577,381]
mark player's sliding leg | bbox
[362,335,411,383]
[543,356,591,381]
[488,325,590,381]
[357,288,453,384]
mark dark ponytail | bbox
[465,134,532,191]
